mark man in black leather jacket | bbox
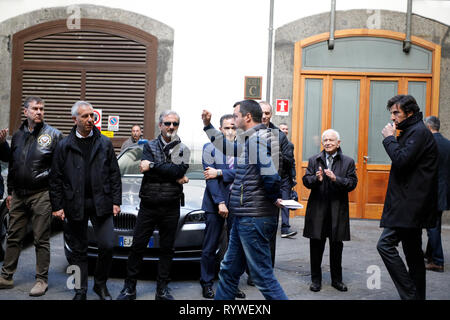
[0,96,63,297]
[117,110,190,301]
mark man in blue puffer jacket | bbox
[202,99,288,300]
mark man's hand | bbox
[5,195,12,210]
[218,203,228,218]
[316,166,323,182]
[274,198,284,208]
[202,110,212,127]
[324,169,336,182]
[113,205,121,216]
[140,160,151,173]
[204,167,218,180]
[52,209,65,221]
[176,175,189,184]
[382,122,396,138]
[0,128,8,144]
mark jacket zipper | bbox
[240,184,243,206]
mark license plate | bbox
[119,236,154,248]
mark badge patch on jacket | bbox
[38,134,52,147]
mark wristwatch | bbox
[217,169,222,176]
[149,161,155,168]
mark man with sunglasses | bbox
[117,110,190,300]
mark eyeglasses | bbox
[163,121,179,127]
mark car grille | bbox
[114,213,136,231]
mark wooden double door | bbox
[297,75,431,219]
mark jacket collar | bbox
[67,125,101,155]
[397,111,423,131]
[316,147,343,164]
[20,119,44,136]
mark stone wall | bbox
[0,4,174,138]
[272,9,450,223]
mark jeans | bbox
[425,211,444,266]
[377,227,425,300]
[215,215,288,300]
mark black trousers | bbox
[125,202,179,284]
[310,238,343,284]
[64,200,114,291]
[377,227,425,300]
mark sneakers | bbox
[281,229,297,238]
[202,286,214,299]
[425,262,444,273]
[29,279,48,297]
[116,286,137,300]
[0,276,13,289]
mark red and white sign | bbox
[108,115,120,131]
[93,109,102,131]
[275,99,289,116]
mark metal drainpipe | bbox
[266,0,274,102]
[328,0,336,50]
[403,0,412,53]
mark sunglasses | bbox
[163,121,179,127]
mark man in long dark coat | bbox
[302,129,357,293]
[377,95,438,300]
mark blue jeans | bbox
[215,215,288,300]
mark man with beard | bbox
[121,124,142,152]
[117,110,190,300]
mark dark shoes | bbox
[281,229,297,238]
[155,282,174,300]
[202,286,215,299]
[116,285,137,300]
[73,289,87,300]
[235,288,246,299]
[247,276,255,287]
[331,281,348,292]
[426,262,444,273]
[309,282,321,292]
[93,284,112,300]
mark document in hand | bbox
[280,200,304,210]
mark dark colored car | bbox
[64,143,227,265]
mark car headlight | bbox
[184,210,206,224]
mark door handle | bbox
[363,156,369,164]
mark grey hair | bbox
[159,110,180,124]
[71,101,93,117]
[322,129,340,142]
[424,116,440,131]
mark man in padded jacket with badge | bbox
[117,110,190,301]
[0,96,63,297]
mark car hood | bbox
[121,176,205,215]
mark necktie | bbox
[227,156,234,169]
[327,155,333,169]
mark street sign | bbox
[108,115,120,131]
[93,109,102,131]
[275,99,289,116]
[101,131,114,138]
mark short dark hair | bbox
[219,114,234,127]
[131,124,141,130]
[386,95,420,115]
[24,96,44,108]
[424,116,440,131]
[236,99,262,123]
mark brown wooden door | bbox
[296,75,432,219]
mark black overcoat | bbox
[381,112,438,229]
[302,148,357,241]
[49,126,122,221]
[433,133,450,211]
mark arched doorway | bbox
[9,18,159,151]
[292,29,441,219]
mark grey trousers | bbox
[1,190,52,282]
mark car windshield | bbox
[118,146,203,180]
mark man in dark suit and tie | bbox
[199,114,245,299]
[424,116,449,272]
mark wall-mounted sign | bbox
[101,131,114,138]
[108,115,120,131]
[93,109,102,131]
[275,99,289,116]
[244,76,262,100]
